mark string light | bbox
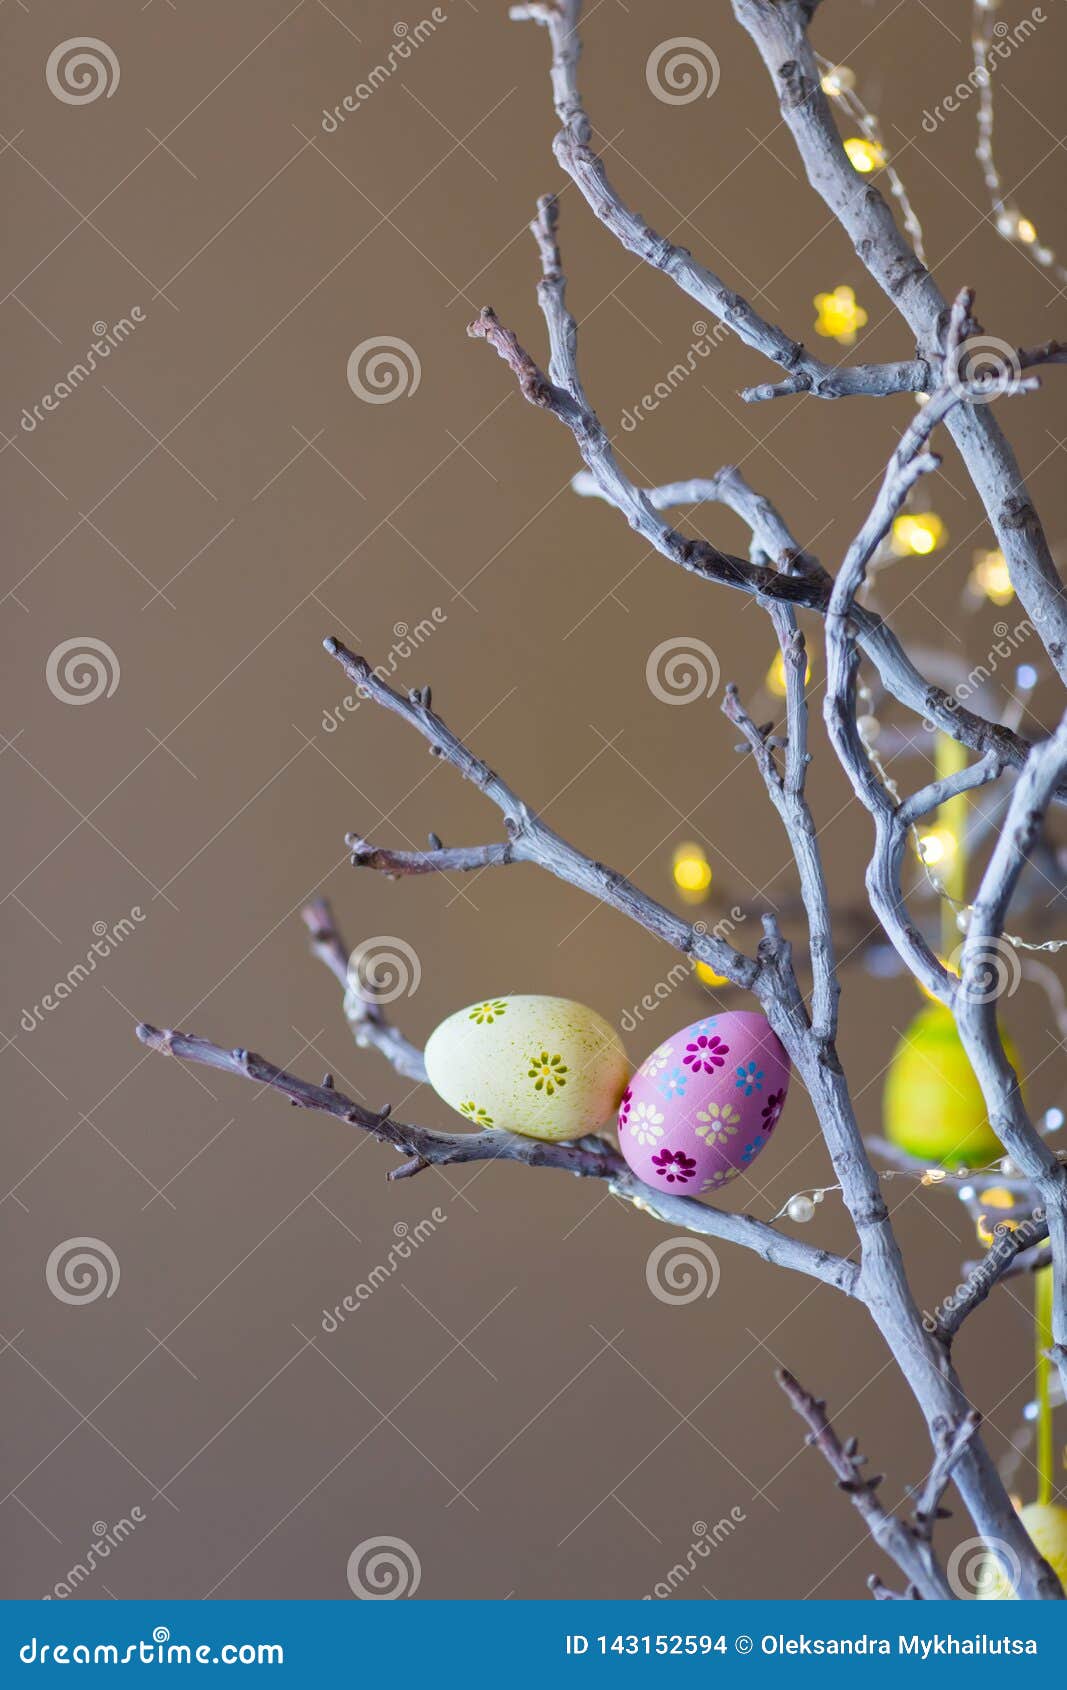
[973,0,1065,282]
[813,285,868,346]
[672,841,712,900]
[969,546,1014,605]
[917,826,957,868]
[816,51,926,263]
[891,511,947,557]
[819,64,855,97]
[844,135,887,174]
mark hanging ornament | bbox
[883,1003,1018,1167]
[424,995,629,1142]
[618,1011,790,1194]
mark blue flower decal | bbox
[735,1062,764,1096]
[741,1137,764,1164]
[690,1016,720,1038]
[657,1065,689,1101]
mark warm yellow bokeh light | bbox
[891,512,946,556]
[820,64,855,97]
[672,842,712,897]
[1017,217,1038,244]
[844,136,886,174]
[917,827,957,868]
[694,958,730,990]
[970,547,1014,606]
[813,285,868,346]
[765,647,813,698]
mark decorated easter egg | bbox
[424,995,629,1141]
[976,1503,1067,1598]
[883,1004,1018,1168]
[618,1011,790,1196]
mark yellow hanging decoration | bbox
[977,1503,1067,1597]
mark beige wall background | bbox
[3,0,1066,1601]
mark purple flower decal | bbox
[618,1086,633,1127]
[651,1147,698,1185]
[761,1089,785,1132]
[682,1034,730,1074]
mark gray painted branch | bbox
[511,0,927,404]
[301,898,428,1084]
[954,715,1067,1399]
[468,206,1059,1593]
[731,0,1067,687]
[133,1023,857,1292]
[777,1367,956,1600]
[570,467,1058,796]
[325,637,758,992]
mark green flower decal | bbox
[527,1051,568,1095]
[469,1000,508,1025]
[459,1100,494,1127]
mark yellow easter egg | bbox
[424,995,629,1142]
[883,1004,1016,1168]
[976,1503,1067,1598]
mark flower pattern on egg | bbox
[527,1051,568,1095]
[616,1012,790,1194]
[683,1033,730,1074]
[694,1101,740,1146]
[651,1147,698,1185]
[628,1102,664,1147]
[701,1165,741,1193]
[459,1100,493,1127]
[761,1089,786,1132]
[618,1086,633,1128]
[657,1066,689,1101]
[640,1042,672,1078]
[469,1000,508,1024]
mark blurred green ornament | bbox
[883,1003,1014,1168]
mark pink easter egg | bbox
[618,1011,790,1196]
